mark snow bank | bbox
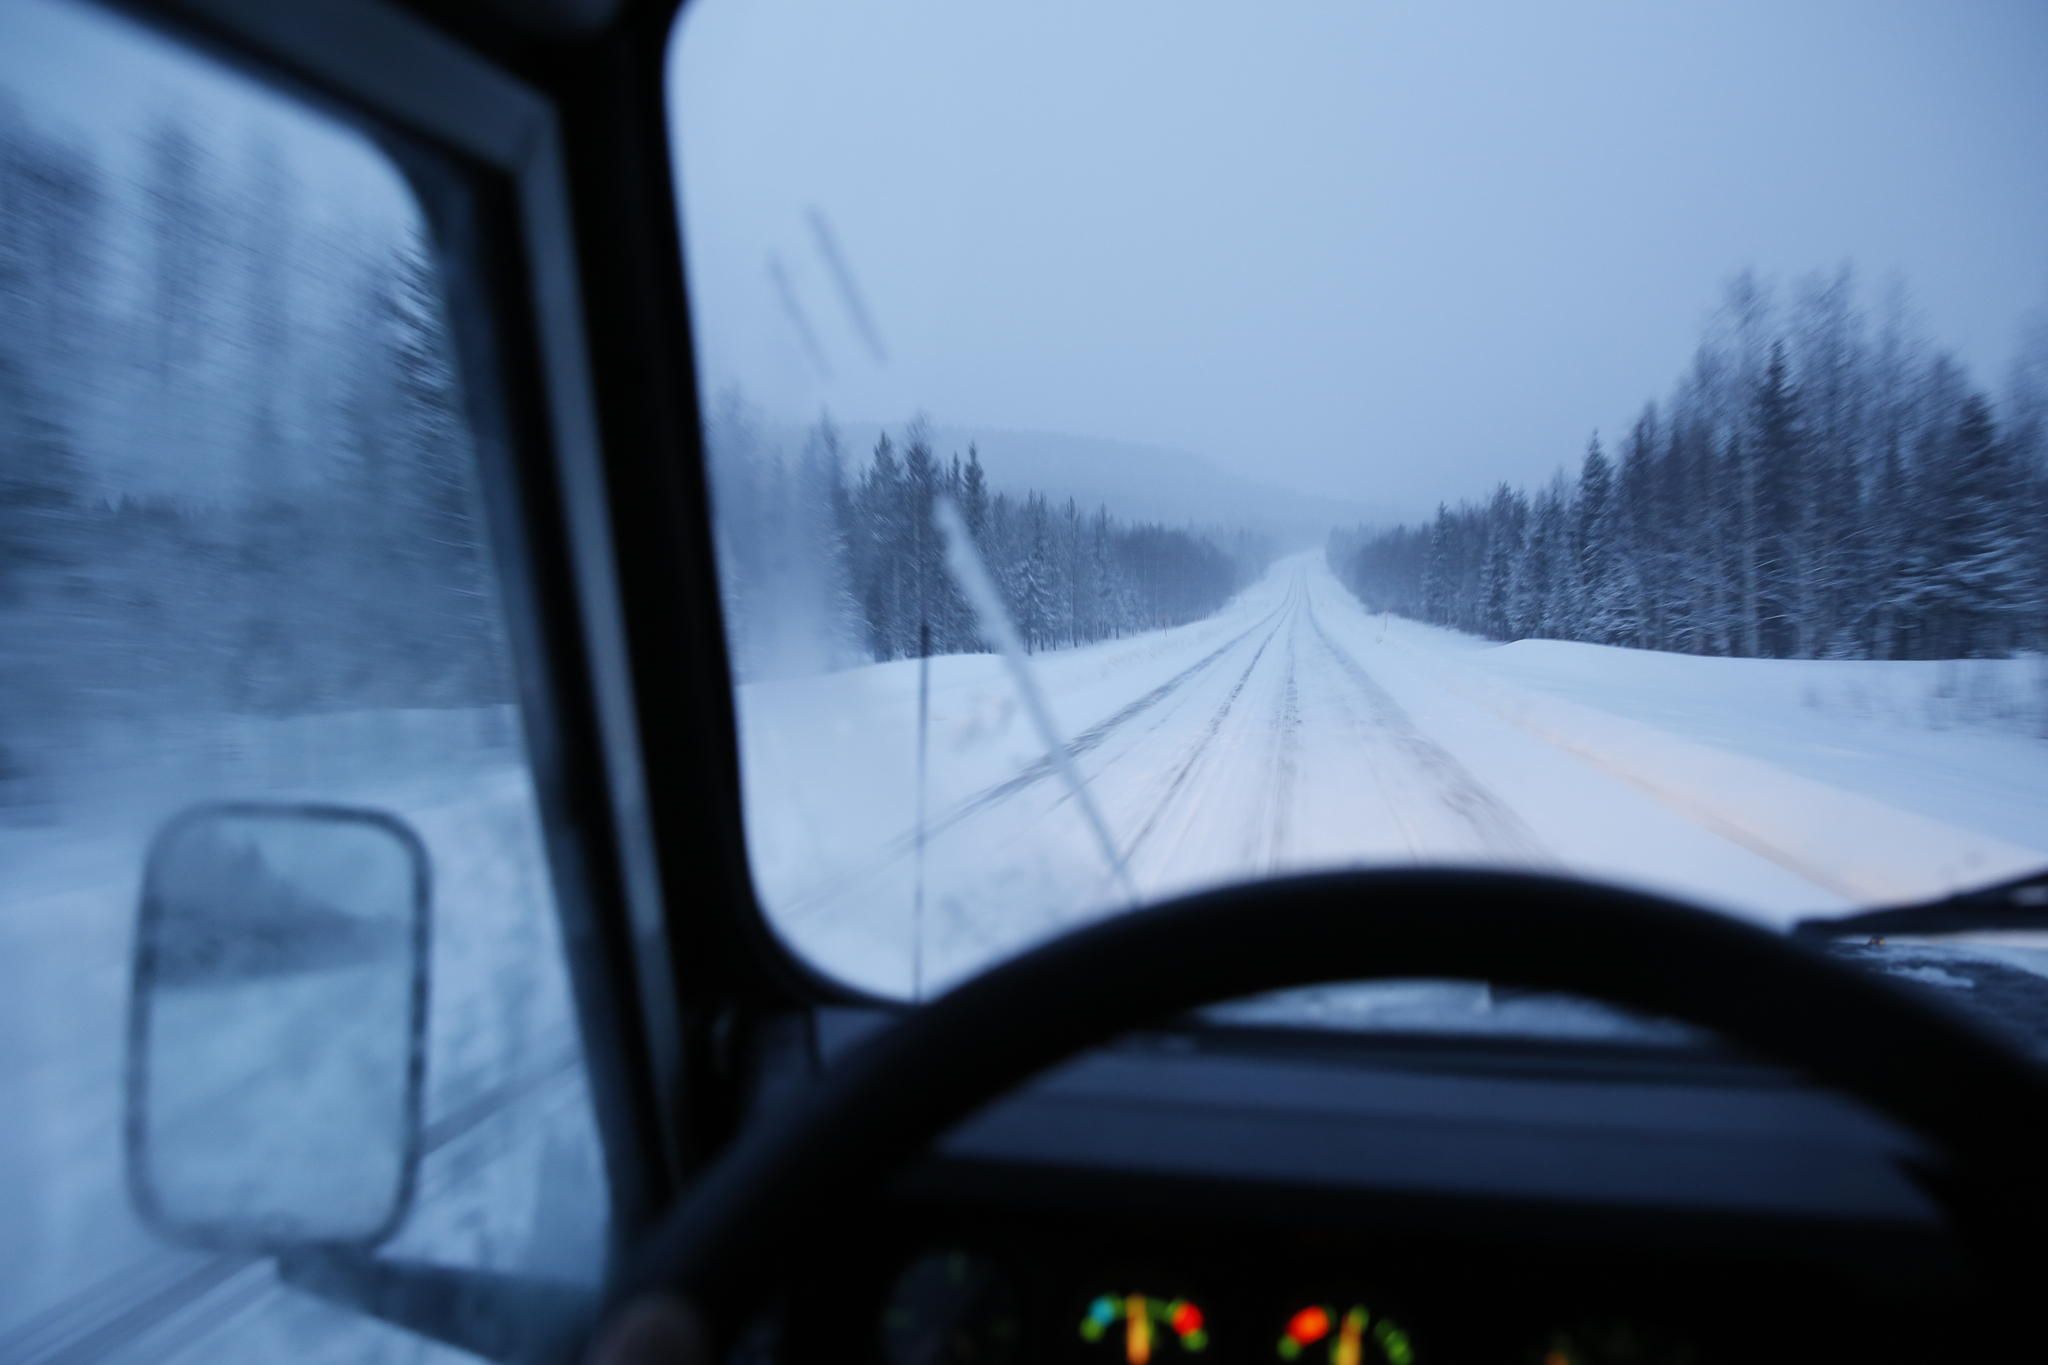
[1352,612,2048,905]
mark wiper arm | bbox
[1792,867,2048,941]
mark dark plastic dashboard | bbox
[749,1009,1994,1363]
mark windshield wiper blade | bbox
[1792,868,2048,941]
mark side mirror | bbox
[125,803,430,1252]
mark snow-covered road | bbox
[9,553,2046,1360]
[744,553,2048,998]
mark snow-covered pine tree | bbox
[1618,404,1662,648]
[1791,266,1869,657]
[1421,504,1452,624]
[1018,494,1058,652]
[1340,265,2046,667]
[1924,392,2029,656]
[1509,484,1562,638]
[1748,343,1806,656]
[1481,483,1524,640]
[1575,435,1633,644]
[857,431,903,659]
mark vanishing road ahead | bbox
[756,555,1878,997]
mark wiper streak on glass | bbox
[765,252,831,378]
[807,206,888,366]
[934,496,1138,906]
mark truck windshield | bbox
[664,0,2048,1036]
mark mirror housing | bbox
[125,802,431,1253]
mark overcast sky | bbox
[670,0,2048,520]
[7,0,2044,522]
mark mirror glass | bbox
[129,805,427,1249]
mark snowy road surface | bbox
[7,554,2047,1360]
[741,553,2048,997]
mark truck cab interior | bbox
[7,1,2048,1363]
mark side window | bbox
[1,2,607,1360]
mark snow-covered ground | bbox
[739,552,2048,998]
[10,553,2048,1360]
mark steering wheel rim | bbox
[605,868,2048,1339]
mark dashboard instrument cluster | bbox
[854,1245,1726,1364]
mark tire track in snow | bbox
[1269,610,1302,868]
[1040,598,1290,819]
[1303,594,1553,863]
[1282,594,1421,856]
[1313,666,1424,858]
[781,596,1291,921]
[946,601,1285,819]
[1117,581,1295,869]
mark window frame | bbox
[93,0,859,1256]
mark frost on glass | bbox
[1,0,606,1358]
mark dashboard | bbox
[747,1010,1994,1363]
[780,1191,1966,1364]
[819,1234,1886,1364]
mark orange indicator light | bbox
[1334,1307,1367,1365]
[1126,1294,1152,1365]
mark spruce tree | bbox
[1925,393,2027,656]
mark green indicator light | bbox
[1278,1337,1301,1361]
[1080,1318,1106,1343]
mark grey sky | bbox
[669,0,2048,521]
[7,0,2042,522]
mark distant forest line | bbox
[1335,268,2048,662]
[1,96,516,802]
[0,82,1267,815]
[703,394,1269,680]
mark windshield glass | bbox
[666,1,2048,1030]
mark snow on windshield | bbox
[669,0,2048,1000]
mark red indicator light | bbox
[1172,1302,1204,1337]
[1287,1306,1332,1345]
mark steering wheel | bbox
[600,868,2048,1349]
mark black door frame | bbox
[108,0,853,1254]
